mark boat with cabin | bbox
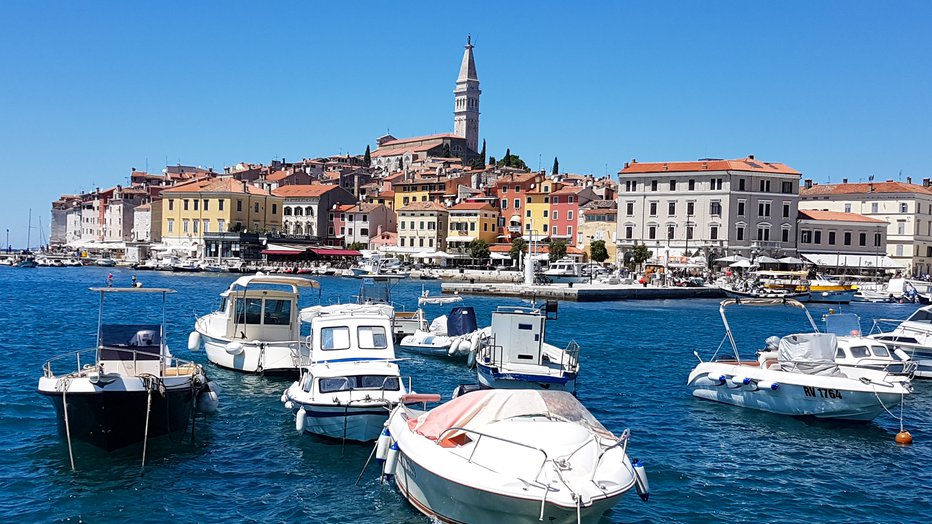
[807,274,856,303]
[870,304,932,378]
[281,303,407,442]
[721,270,810,301]
[191,274,320,374]
[817,311,914,375]
[541,257,587,284]
[377,388,649,523]
[475,302,579,392]
[37,287,219,456]
[687,298,912,421]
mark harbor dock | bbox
[441,281,726,302]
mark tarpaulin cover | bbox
[778,332,842,376]
[446,306,478,337]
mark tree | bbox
[495,149,528,170]
[363,145,371,166]
[509,237,528,261]
[479,139,487,167]
[468,239,490,260]
[628,243,652,271]
[552,156,559,175]
[347,242,366,251]
[488,156,497,166]
[590,240,609,263]
[549,239,568,261]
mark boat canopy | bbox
[777,333,842,376]
[299,304,394,323]
[407,389,612,442]
[447,307,478,337]
[227,274,320,291]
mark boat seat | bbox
[164,364,196,377]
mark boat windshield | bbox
[319,375,400,393]
[824,313,862,336]
[906,308,932,324]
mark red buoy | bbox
[896,430,913,445]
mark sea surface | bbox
[1,267,930,523]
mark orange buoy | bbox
[896,430,913,445]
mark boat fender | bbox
[280,393,288,403]
[706,373,726,385]
[295,407,306,433]
[375,428,391,462]
[225,341,244,355]
[467,332,480,355]
[447,337,462,357]
[730,375,750,386]
[632,459,650,502]
[284,400,293,410]
[467,349,477,370]
[187,331,201,352]
[383,442,399,477]
[758,381,779,391]
[894,348,911,362]
[196,384,220,414]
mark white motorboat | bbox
[191,274,320,374]
[541,257,587,284]
[37,287,219,459]
[378,389,649,523]
[721,271,810,301]
[807,274,856,303]
[475,302,579,392]
[350,254,408,279]
[282,304,407,442]
[95,257,117,267]
[687,298,912,421]
[399,301,485,359]
[870,304,932,378]
[820,312,914,375]
[172,259,202,272]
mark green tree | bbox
[488,156,497,166]
[496,149,528,170]
[552,156,559,175]
[468,239,490,259]
[363,145,371,166]
[590,240,609,263]
[347,242,366,251]
[479,139,486,167]
[509,237,528,261]
[628,243,652,270]
[549,239,568,261]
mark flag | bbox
[868,175,874,182]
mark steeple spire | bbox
[457,35,478,83]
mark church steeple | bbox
[454,35,480,154]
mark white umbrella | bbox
[714,254,748,263]
[778,256,806,265]
[755,256,780,264]
[729,259,753,268]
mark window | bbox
[814,231,822,244]
[218,219,225,232]
[844,232,852,245]
[193,199,199,211]
[202,219,209,233]
[801,230,812,243]
[272,204,278,215]
[710,201,722,215]
[320,326,351,350]
[625,226,633,239]
[569,196,575,203]
[183,219,189,233]
[543,210,549,218]
[759,180,771,192]
[358,326,388,349]
[167,219,174,233]
[758,202,771,217]
[409,221,414,229]
[501,199,508,209]
[514,199,521,209]
[553,211,559,220]
[237,200,243,212]
[651,180,658,191]
[567,226,573,237]
[649,202,658,216]
[168,199,174,211]
[874,232,882,246]
[686,225,693,240]
[710,225,718,240]
[739,179,746,191]
[738,201,746,216]
[526,197,532,204]
[688,179,695,191]
[871,202,878,213]
[783,203,790,218]
[927,246,931,257]
[781,181,792,194]
[626,202,634,216]
[782,228,789,242]
[737,226,745,241]
[669,180,677,191]
[828,231,836,245]
[844,203,851,213]
[183,199,189,211]
[712,178,723,190]
[896,244,904,256]
[667,225,675,239]
[567,211,573,220]
[514,186,521,192]
[526,210,532,218]
[686,202,695,216]
[263,299,292,326]
[219,199,224,211]
[757,227,770,241]
[542,224,548,233]
[253,202,259,213]
[901,203,908,213]
[668,202,676,215]
[648,225,656,239]
[235,298,264,325]
[898,222,905,235]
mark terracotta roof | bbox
[398,201,448,212]
[493,172,540,186]
[335,204,355,212]
[798,210,887,223]
[449,202,495,211]
[801,181,932,196]
[379,133,459,147]
[272,184,340,198]
[550,186,588,196]
[267,170,293,182]
[161,177,272,196]
[346,203,382,213]
[619,157,800,176]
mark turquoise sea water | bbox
[1,267,930,522]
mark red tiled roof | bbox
[398,201,447,212]
[161,177,272,196]
[379,133,459,147]
[550,186,588,196]
[449,202,495,211]
[619,157,800,176]
[267,170,293,182]
[798,210,887,223]
[801,181,932,196]
[272,184,340,198]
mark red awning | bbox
[309,248,362,257]
[261,249,304,255]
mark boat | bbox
[350,254,409,279]
[817,311,914,375]
[540,257,587,284]
[37,287,219,458]
[378,388,649,523]
[191,274,320,374]
[281,303,408,442]
[870,304,932,378]
[721,270,810,301]
[96,257,117,267]
[399,298,485,359]
[475,302,579,392]
[16,256,38,268]
[807,274,856,303]
[172,259,202,272]
[687,298,912,421]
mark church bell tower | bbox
[453,36,480,153]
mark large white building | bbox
[800,180,932,275]
[616,156,802,261]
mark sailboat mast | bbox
[26,208,32,252]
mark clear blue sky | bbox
[1,1,930,249]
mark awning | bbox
[261,249,304,255]
[447,236,475,243]
[490,252,511,260]
[310,248,362,257]
[509,214,521,223]
[801,253,905,269]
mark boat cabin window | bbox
[318,375,400,393]
[235,298,264,324]
[300,372,313,392]
[849,346,870,358]
[320,326,351,350]
[835,347,846,359]
[357,326,388,349]
[876,335,919,344]
[906,309,932,323]
[98,324,162,360]
[219,297,229,314]
[263,299,292,326]
[870,345,890,357]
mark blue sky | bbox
[1,1,930,248]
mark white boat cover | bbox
[428,315,448,334]
[777,333,842,376]
[407,390,612,443]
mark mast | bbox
[26,208,31,252]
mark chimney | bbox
[242,181,248,193]
[842,178,848,184]
[907,176,912,184]
[624,162,629,168]
[131,167,136,172]
[748,154,755,160]
[924,178,931,188]
[804,179,813,189]
[631,158,637,164]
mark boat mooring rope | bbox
[60,377,75,471]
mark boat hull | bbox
[202,335,304,375]
[541,274,588,284]
[476,364,576,392]
[37,380,195,451]
[721,288,810,301]
[292,402,389,442]
[807,289,856,303]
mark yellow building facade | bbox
[523,179,557,240]
[447,203,500,253]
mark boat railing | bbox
[436,425,550,482]
[868,318,909,336]
[319,374,410,402]
[42,346,200,379]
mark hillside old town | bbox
[32,39,931,278]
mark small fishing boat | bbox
[721,270,810,301]
[37,287,219,462]
[95,257,117,267]
[171,259,202,272]
[191,274,319,374]
[687,298,912,421]
[16,256,38,268]
[807,274,856,303]
[282,304,407,442]
[541,257,587,284]
[475,302,579,392]
[377,389,649,523]
[870,304,932,378]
